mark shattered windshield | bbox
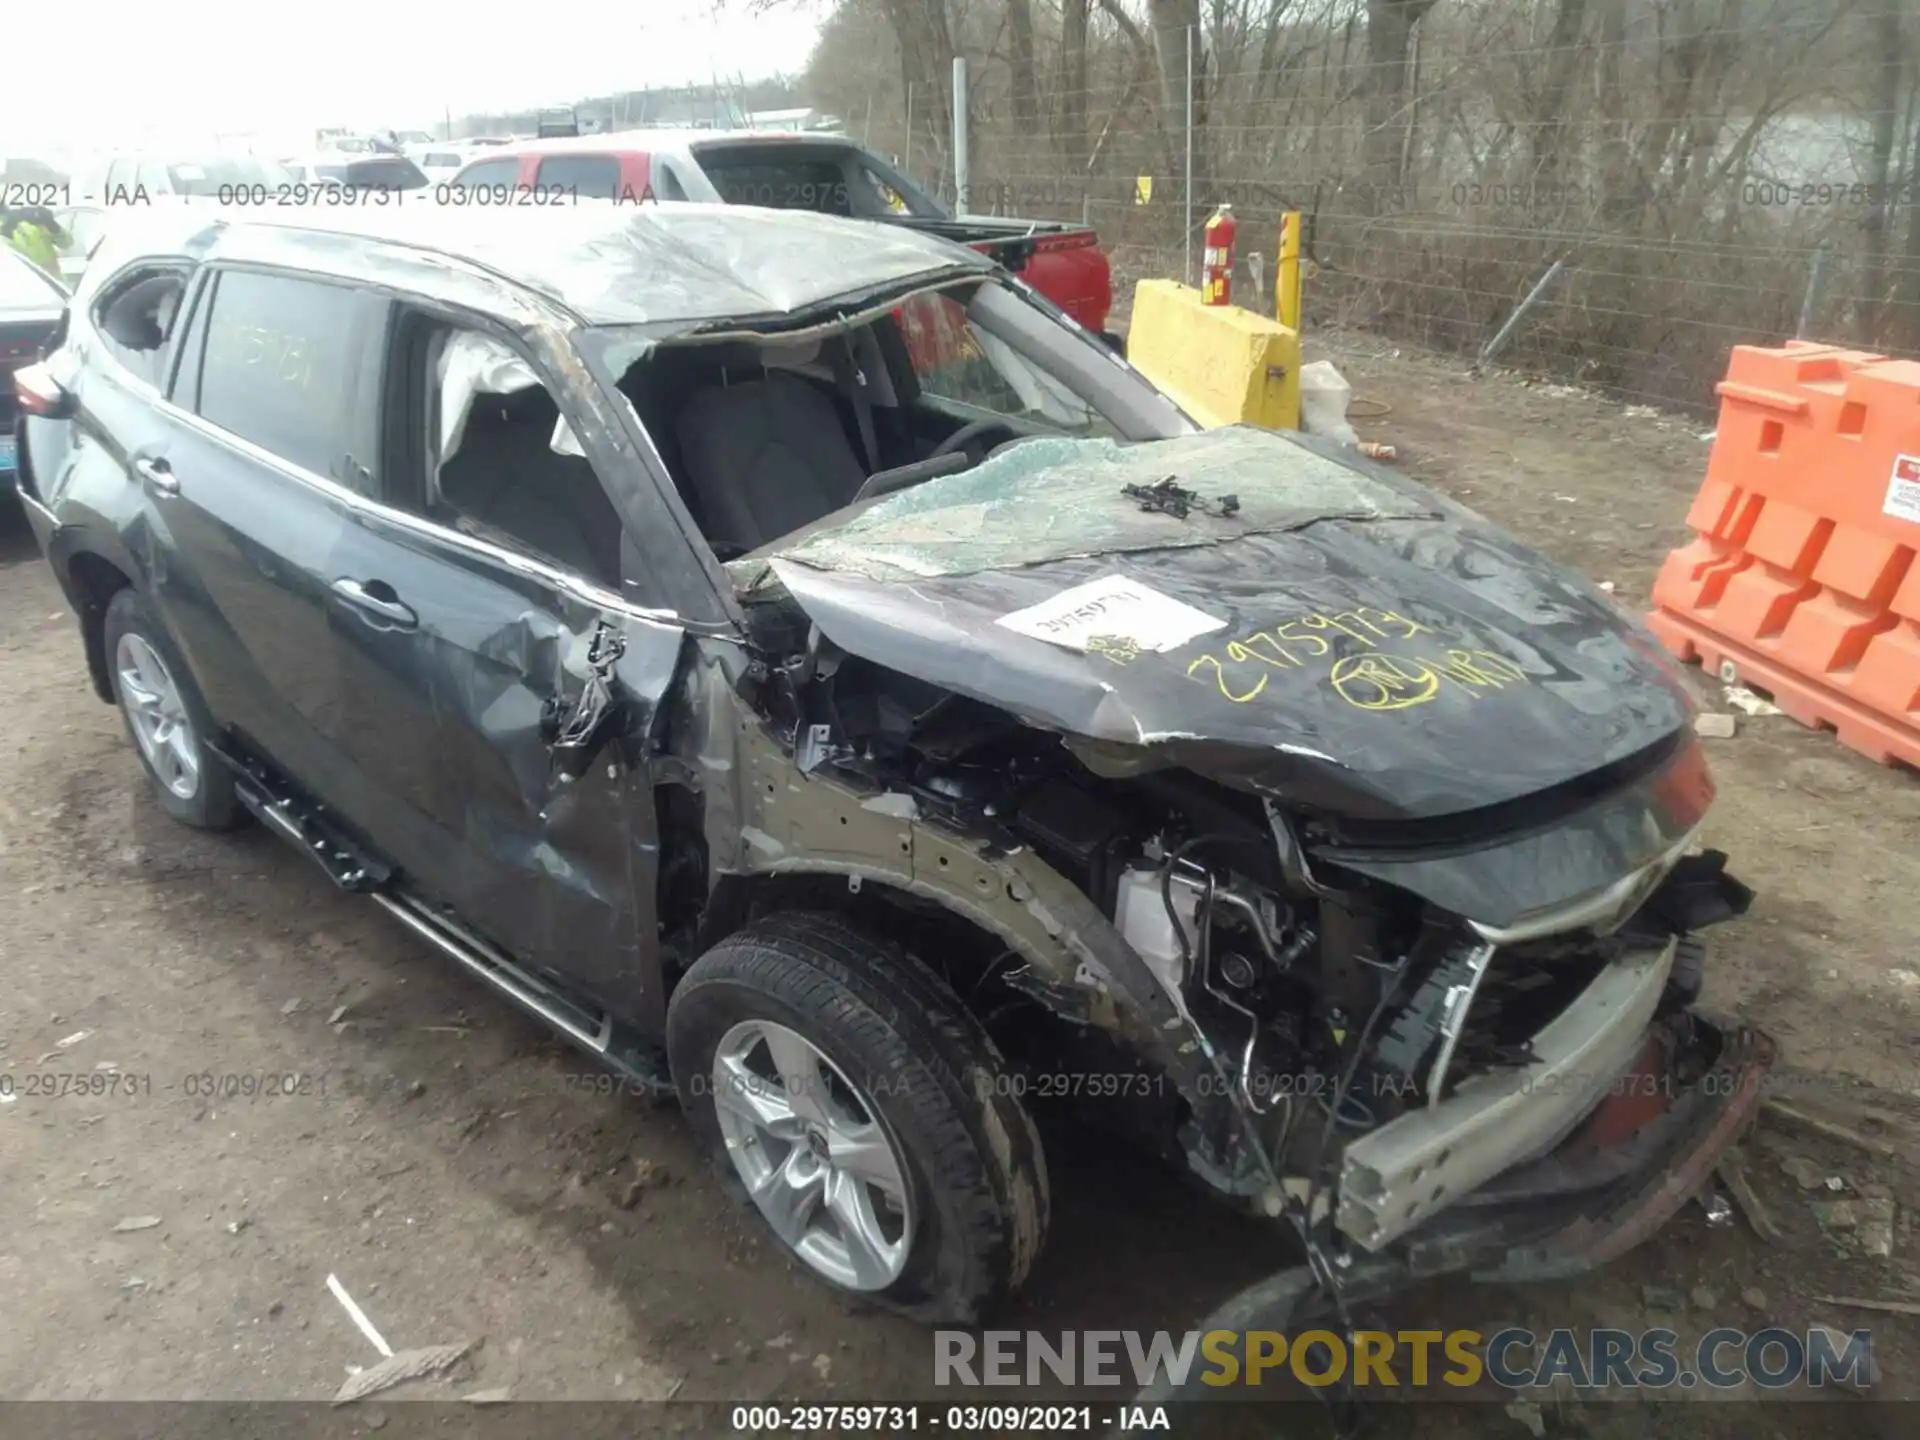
[747,426,1432,584]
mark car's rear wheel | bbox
[666,910,1049,1324]
[104,587,241,829]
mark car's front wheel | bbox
[104,587,241,829]
[667,911,1049,1324]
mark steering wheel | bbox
[929,417,1008,464]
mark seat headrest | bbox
[689,341,768,378]
[685,335,826,386]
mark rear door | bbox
[22,258,191,533]
[147,265,390,812]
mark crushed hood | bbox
[756,429,1695,822]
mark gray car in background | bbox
[53,154,299,283]
[0,244,67,501]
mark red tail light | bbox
[13,362,73,419]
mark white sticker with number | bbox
[996,575,1227,655]
[1885,454,1920,525]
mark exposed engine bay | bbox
[700,620,1756,1258]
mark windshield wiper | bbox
[1121,475,1240,521]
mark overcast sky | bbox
[8,0,829,165]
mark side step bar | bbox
[370,891,674,1096]
[226,745,674,1097]
[229,760,389,893]
[372,891,612,1052]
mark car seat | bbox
[672,348,868,554]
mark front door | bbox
[319,309,685,1018]
[325,509,683,1015]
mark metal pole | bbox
[1475,257,1568,372]
[904,83,914,176]
[952,58,970,214]
[1797,240,1831,340]
[862,95,874,146]
[1184,26,1195,287]
[1277,211,1302,330]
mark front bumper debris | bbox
[1476,1015,1773,1281]
[1183,1008,1774,1338]
[1337,937,1679,1251]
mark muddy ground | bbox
[2,340,1919,1436]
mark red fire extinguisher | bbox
[1202,203,1236,306]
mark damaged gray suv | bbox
[13,203,1771,1328]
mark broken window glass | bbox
[423,328,625,588]
[751,426,1432,584]
[435,330,583,467]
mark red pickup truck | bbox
[445,131,1116,346]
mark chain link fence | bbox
[811,1,1920,417]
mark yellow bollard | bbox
[1276,211,1302,335]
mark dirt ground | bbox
[3,341,1920,1434]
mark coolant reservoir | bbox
[1114,867,1203,1002]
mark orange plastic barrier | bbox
[1648,341,1920,770]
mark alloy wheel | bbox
[115,633,201,800]
[710,1019,913,1290]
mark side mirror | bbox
[13,360,74,420]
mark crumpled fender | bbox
[668,640,1279,1198]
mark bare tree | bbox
[1530,0,1593,181]
[1145,0,1209,190]
[1057,0,1092,164]
[881,0,961,170]
[1364,0,1439,190]
[1006,0,1041,132]
[1859,6,1904,343]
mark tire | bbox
[1131,1256,1406,1407]
[667,910,1049,1324]
[103,587,242,829]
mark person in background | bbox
[0,204,69,275]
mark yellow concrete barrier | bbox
[1127,279,1301,432]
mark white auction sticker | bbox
[996,575,1227,654]
[1885,454,1920,525]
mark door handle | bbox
[133,456,179,496]
[331,578,418,629]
